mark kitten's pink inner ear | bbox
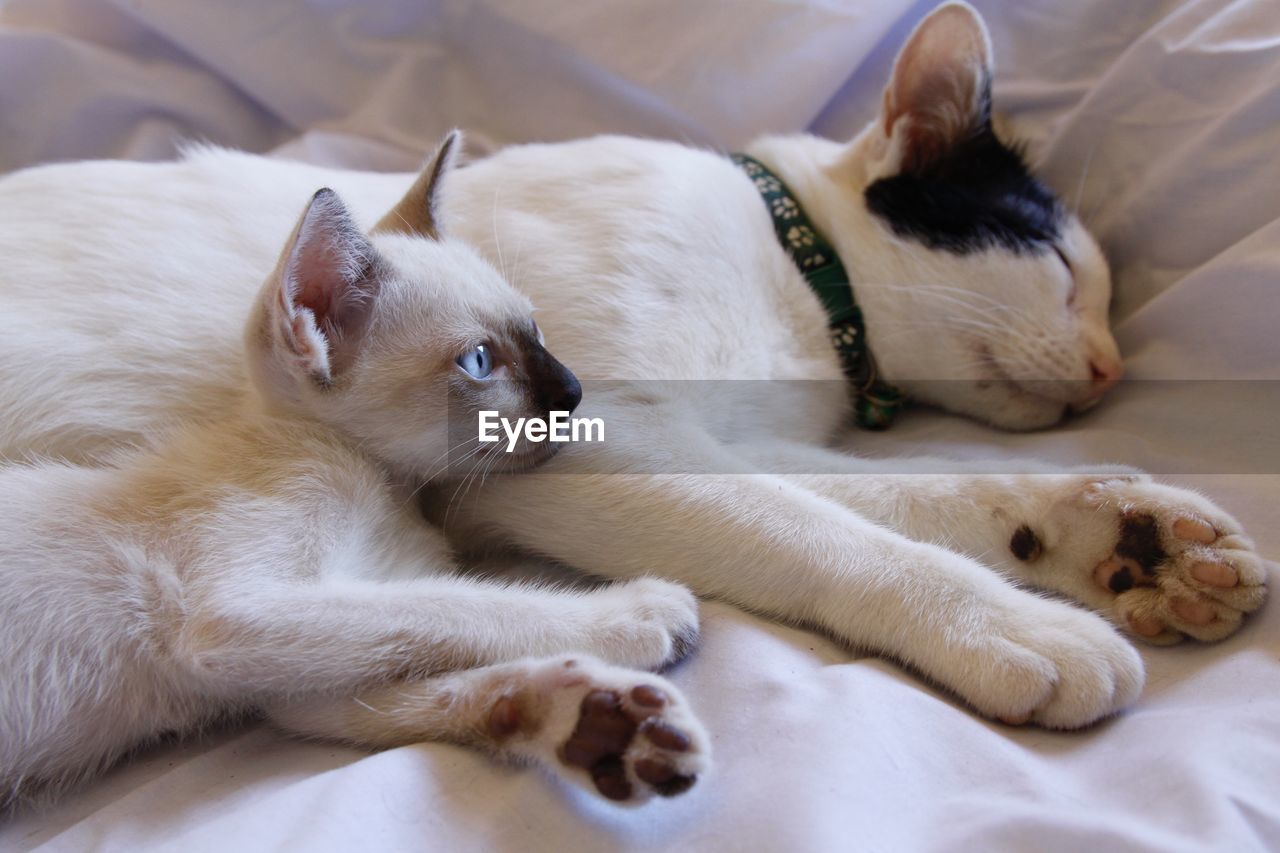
[292,236,351,328]
[882,1,993,172]
[276,189,379,383]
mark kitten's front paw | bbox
[586,578,700,671]
[1016,477,1268,643]
[489,656,709,803]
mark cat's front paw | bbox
[585,577,700,671]
[1017,477,1268,643]
[968,595,1145,730]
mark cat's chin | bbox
[908,381,1070,431]
[472,441,563,475]
[990,379,1075,429]
[980,395,1071,431]
[499,442,563,473]
[963,346,1089,430]
[394,442,561,485]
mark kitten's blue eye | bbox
[456,345,494,379]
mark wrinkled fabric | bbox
[1,0,1278,850]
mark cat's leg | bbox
[734,443,1268,644]
[446,413,1143,729]
[177,572,699,693]
[267,654,709,804]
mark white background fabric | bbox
[1,0,1278,850]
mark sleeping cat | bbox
[0,134,709,807]
[0,1,1267,738]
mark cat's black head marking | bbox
[864,85,1064,256]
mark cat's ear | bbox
[876,1,993,174]
[270,188,380,387]
[374,129,463,240]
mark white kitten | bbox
[0,134,709,808]
[0,2,1267,746]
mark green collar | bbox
[731,153,904,429]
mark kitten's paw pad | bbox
[561,686,698,801]
[496,657,709,804]
[1079,480,1268,643]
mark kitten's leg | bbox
[446,413,1143,729]
[734,443,1268,644]
[178,573,698,693]
[267,654,709,804]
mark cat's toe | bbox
[1115,587,1240,644]
[590,578,701,671]
[969,596,1144,730]
[1172,515,1218,545]
[1188,559,1238,588]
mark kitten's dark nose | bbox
[554,369,582,414]
[530,343,582,414]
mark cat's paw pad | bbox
[489,657,709,804]
[1081,479,1267,643]
[560,685,700,801]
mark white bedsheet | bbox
[1,0,1278,850]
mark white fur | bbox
[0,2,1268,800]
[0,139,706,806]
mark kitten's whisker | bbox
[477,437,505,493]
[509,230,527,293]
[412,433,489,503]
[491,189,507,280]
[443,440,497,530]
[421,434,482,478]
[435,445,486,487]
[439,429,501,525]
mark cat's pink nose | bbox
[1088,358,1123,396]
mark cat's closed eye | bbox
[1052,246,1078,306]
[457,344,494,379]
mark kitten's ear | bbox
[877,1,993,174]
[374,129,463,240]
[270,188,379,386]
